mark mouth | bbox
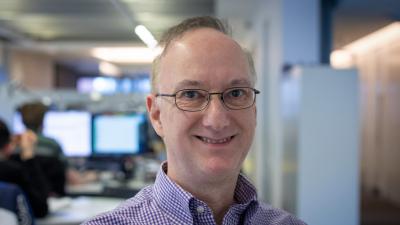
[195,135,235,144]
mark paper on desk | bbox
[48,197,72,212]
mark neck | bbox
[168,166,238,225]
[196,183,236,225]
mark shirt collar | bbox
[234,172,258,204]
[153,161,258,223]
[153,161,194,224]
[227,171,258,221]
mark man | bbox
[84,16,306,225]
[0,119,49,218]
[18,102,65,161]
[18,102,67,196]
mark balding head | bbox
[151,16,256,93]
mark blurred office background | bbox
[0,0,399,224]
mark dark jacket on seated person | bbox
[0,156,49,218]
[35,134,67,196]
[11,134,67,196]
[35,155,66,196]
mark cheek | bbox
[239,111,257,140]
[250,108,257,127]
[241,109,256,126]
[160,110,188,140]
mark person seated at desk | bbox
[18,102,67,196]
[0,119,49,218]
[19,102,99,194]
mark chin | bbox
[203,158,241,177]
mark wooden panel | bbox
[358,39,400,205]
[9,49,54,90]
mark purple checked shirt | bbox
[83,162,307,225]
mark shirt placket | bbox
[190,200,216,225]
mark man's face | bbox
[147,28,256,182]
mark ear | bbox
[146,94,164,137]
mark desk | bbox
[66,179,152,198]
[36,196,124,225]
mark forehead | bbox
[157,28,251,91]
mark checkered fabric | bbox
[82,162,307,225]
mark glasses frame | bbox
[155,87,260,112]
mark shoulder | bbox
[0,181,23,200]
[36,135,64,157]
[83,186,168,225]
[250,202,307,225]
[37,135,61,148]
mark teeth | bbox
[200,136,231,144]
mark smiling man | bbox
[84,16,306,225]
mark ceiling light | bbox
[99,61,121,76]
[330,50,354,69]
[92,47,161,64]
[134,25,158,49]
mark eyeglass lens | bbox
[175,88,256,111]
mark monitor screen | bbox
[12,113,25,134]
[13,111,92,157]
[92,113,146,155]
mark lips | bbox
[195,135,235,144]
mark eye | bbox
[178,90,206,100]
[183,90,198,98]
[228,88,246,98]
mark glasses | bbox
[156,87,260,112]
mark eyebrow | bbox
[230,79,251,86]
[173,78,252,91]
[174,80,204,91]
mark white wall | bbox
[296,67,359,225]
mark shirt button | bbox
[196,206,205,214]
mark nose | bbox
[201,95,230,131]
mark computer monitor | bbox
[12,113,25,134]
[92,113,146,156]
[44,111,92,157]
[13,111,92,157]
